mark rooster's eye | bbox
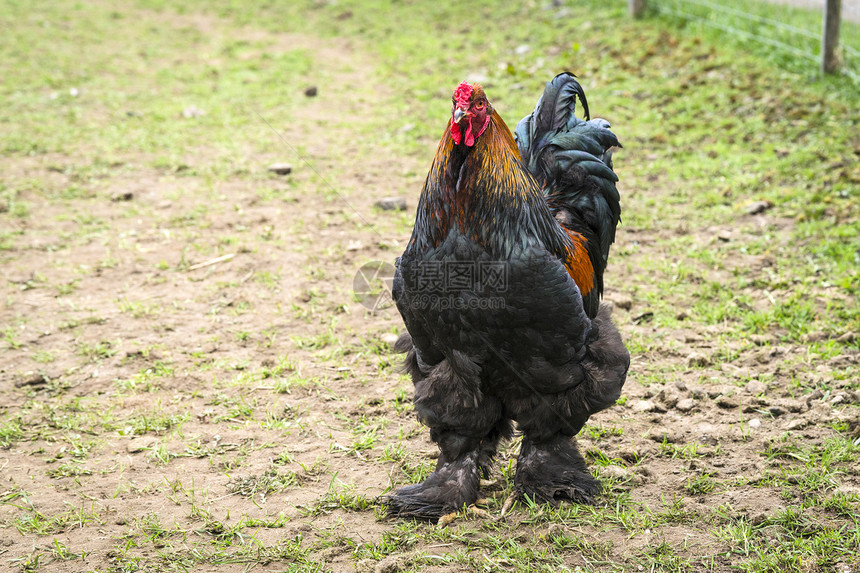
[475,101,485,110]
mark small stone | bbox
[267,163,293,175]
[374,197,407,211]
[547,523,566,538]
[616,447,640,462]
[749,335,770,346]
[715,395,739,409]
[745,200,773,215]
[687,353,710,368]
[608,293,633,310]
[690,387,706,399]
[648,431,679,443]
[675,381,688,392]
[14,372,49,387]
[717,230,731,242]
[602,465,630,481]
[374,554,406,573]
[110,191,134,202]
[776,399,803,413]
[675,310,688,320]
[304,86,318,97]
[836,332,857,343]
[785,419,807,431]
[320,545,350,560]
[802,331,829,343]
[658,390,679,409]
[745,380,767,395]
[182,105,205,118]
[805,389,824,403]
[380,332,400,348]
[676,398,696,412]
[515,44,532,55]
[768,405,787,417]
[69,87,79,97]
[346,240,363,251]
[748,418,761,429]
[831,394,846,406]
[633,400,663,413]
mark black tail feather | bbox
[514,73,623,317]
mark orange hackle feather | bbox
[563,230,595,297]
[420,87,596,299]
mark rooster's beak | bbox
[453,108,469,123]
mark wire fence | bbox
[641,0,860,83]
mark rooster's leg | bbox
[512,433,600,506]
[385,352,504,522]
[384,431,482,522]
[477,419,514,479]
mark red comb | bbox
[453,82,473,109]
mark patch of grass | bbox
[14,503,105,535]
[116,361,175,392]
[685,473,718,495]
[0,416,24,447]
[227,466,302,497]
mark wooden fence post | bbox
[629,0,646,18]
[822,0,842,73]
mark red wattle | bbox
[464,122,475,147]
[451,121,461,144]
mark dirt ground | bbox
[1,7,859,573]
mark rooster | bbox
[387,73,629,521]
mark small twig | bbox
[187,253,235,271]
[206,492,238,504]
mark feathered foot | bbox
[513,434,600,506]
[383,451,480,522]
